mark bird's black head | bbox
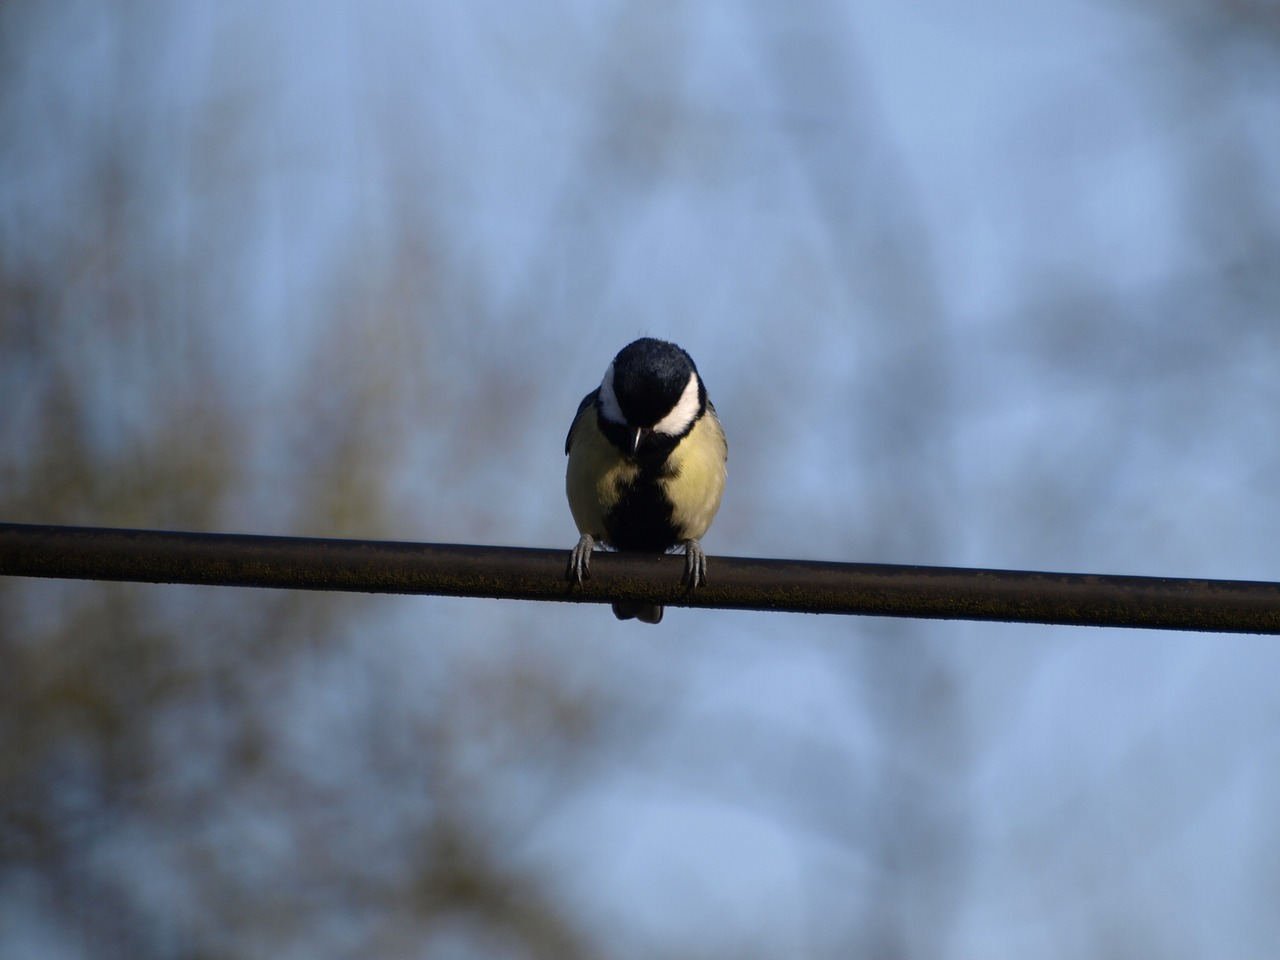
[597,338,706,456]
[604,338,699,425]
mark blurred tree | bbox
[0,4,613,959]
[2,0,1278,958]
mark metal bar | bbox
[1,522,1278,633]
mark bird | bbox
[565,337,727,624]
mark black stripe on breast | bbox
[604,446,682,552]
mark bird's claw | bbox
[569,534,595,586]
[682,539,707,589]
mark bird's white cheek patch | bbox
[653,372,701,436]
[598,362,626,424]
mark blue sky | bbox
[3,1,1279,956]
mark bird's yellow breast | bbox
[565,411,640,539]
[660,410,727,541]
[566,405,727,546]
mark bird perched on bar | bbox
[565,337,728,624]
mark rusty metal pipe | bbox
[1,522,1278,633]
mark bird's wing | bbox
[565,388,599,455]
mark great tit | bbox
[565,337,728,624]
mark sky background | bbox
[2,1,1279,958]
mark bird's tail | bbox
[612,602,663,625]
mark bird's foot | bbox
[682,539,708,589]
[568,534,595,586]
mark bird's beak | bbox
[629,427,653,457]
